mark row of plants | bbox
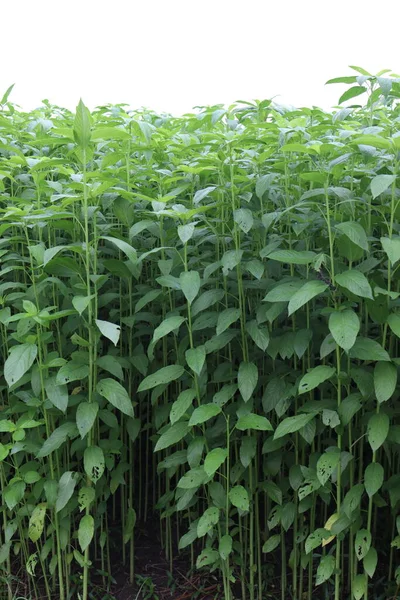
[0,67,399,600]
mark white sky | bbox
[2,0,400,115]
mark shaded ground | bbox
[112,524,220,600]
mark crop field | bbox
[0,68,400,600]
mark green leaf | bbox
[229,485,249,512]
[78,515,94,552]
[335,270,373,299]
[138,365,184,392]
[246,320,270,351]
[288,280,328,316]
[185,346,206,375]
[76,402,99,439]
[338,85,366,104]
[74,99,92,150]
[238,361,258,402]
[56,362,89,385]
[204,448,228,476]
[155,421,189,452]
[4,343,37,387]
[180,271,201,304]
[299,366,335,394]
[274,413,316,440]
[305,529,329,554]
[96,355,124,380]
[101,236,137,264]
[96,379,133,417]
[374,361,397,403]
[387,313,400,337]
[1,83,15,105]
[329,310,360,351]
[352,574,367,600]
[216,308,241,336]
[317,451,340,486]
[123,508,137,544]
[236,414,273,431]
[234,208,254,233]
[44,377,69,412]
[349,337,390,362]
[263,280,303,302]
[196,549,220,569]
[363,547,378,578]
[178,223,195,244]
[364,462,384,497]
[84,445,105,483]
[381,236,400,266]
[170,389,197,424]
[95,319,121,346]
[262,534,281,553]
[336,221,368,251]
[355,529,371,560]
[72,295,92,315]
[367,412,390,451]
[315,555,335,585]
[189,404,221,426]
[177,467,208,489]
[56,471,78,512]
[219,534,233,560]
[37,422,78,458]
[371,174,396,199]
[28,504,46,543]
[152,316,185,345]
[268,249,316,265]
[197,507,219,537]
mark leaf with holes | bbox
[298,366,335,394]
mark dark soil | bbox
[110,522,221,600]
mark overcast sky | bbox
[2,0,399,114]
